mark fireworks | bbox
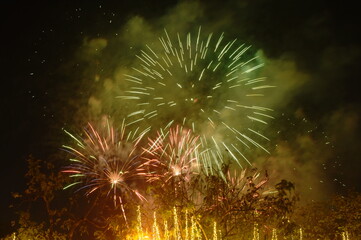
[225,167,270,197]
[144,125,201,184]
[126,206,207,240]
[119,26,275,172]
[59,26,280,238]
[142,125,202,206]
[61,117,151,221]
[202,167,272,215]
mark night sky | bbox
[1,0,361,235]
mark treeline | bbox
[1,157,360,239]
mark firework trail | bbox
[144,125,201,185]
[119,26,275,173]
[203,167,273,216]
[225,168,271,198]
[62,118,150,224]
[143,126,202,206]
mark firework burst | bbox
[119,26,275,173]
[142,125,202,205]
[225,167,271,198]
[202,167,273,219]
[62,118,151,222]
[144,125,201,185]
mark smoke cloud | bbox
[63,1,360,201]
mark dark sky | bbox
[1,0,361,235]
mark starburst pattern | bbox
[144,125,201,185]
[119,26,275,173]
[62,118,151,222]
